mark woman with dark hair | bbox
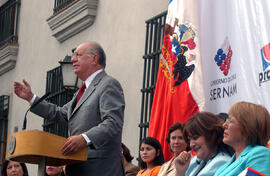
[137,137,165,176]
[175,112,233,176]
[158,122,188,176]
[214,101,270,175]
[1,160,28,176]
[122,143,139,176]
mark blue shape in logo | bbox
[214,37,232,76]
[215,49,226,66]
[261,44,270,71]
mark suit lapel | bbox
[70,71,106,117]
[69,95,77,116]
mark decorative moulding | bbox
[47,0,98,43]
[0,43,18,76]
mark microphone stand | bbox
[22,92,51,130]
[22,108,31,130]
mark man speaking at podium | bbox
[13,42,125,176]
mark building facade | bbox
[0,0,167,175]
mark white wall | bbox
[0,0,8,6]
[0,0,168,174]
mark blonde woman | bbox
[215,101,270,175]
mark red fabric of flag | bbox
[148,34,199,161]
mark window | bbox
[53,0,75,14]
[139,11,167,142]
[43,66,76,137]
[0,0,20,47]
[0,0,20,76]
[0,95,9,172]
[47,0,98,43]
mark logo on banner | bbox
[214,37,232,76]
[259,43,270,86]
[210,37,237,101]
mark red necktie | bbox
[76,83,86,104]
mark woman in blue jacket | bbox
[214,101,270,176]
[175,112,233,176]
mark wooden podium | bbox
[6,130,88,176]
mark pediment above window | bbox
[0,43,18,76]
[47,0,98,43]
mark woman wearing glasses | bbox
[214,101,270,175]
[175,112,233,176]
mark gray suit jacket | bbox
[31,71,125,176]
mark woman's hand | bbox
[175,151,192,176]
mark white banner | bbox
[197,0,270,112]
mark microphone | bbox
[22,92,51,130]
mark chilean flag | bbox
[238,167,267,176]
[148,0,205,161]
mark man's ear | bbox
[93,54,100,64]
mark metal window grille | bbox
[43,66,76,137]
[139,11,167,142]
[53,0,76,14]
[0,0,20,47]
[0,95,9,172]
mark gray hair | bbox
[88,42,106,68]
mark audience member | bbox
[1,160,28,176]
[158,122,188,176]
[175,112,233,176]
[137,137,165,176]
[216,112,228,121]
[214,101,270,175]
[122,143,140,176]
[45,165,65,176]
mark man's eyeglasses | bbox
[72,52,83,58]
[72,52,95,58]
